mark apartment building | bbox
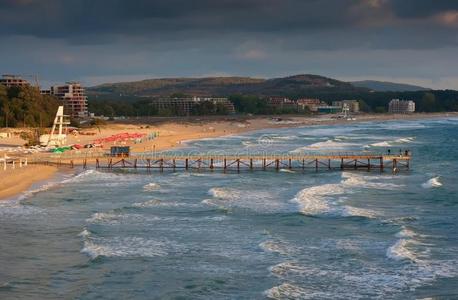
[332,100,360,113]
[42,82,88,118]
[388,99,415,113]
[0,74,30,88]
[152,97,235,115]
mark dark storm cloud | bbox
[0,0,373,38]
[1,0,457,88]
[389,0,458,18]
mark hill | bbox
[351,80,429,92]
[88,74,367,97]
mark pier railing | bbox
[28,150,411,173]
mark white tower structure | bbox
[40,106,70,147]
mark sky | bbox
[1,0,458,89]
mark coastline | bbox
[0,165,58,200]
[0,112,456,201]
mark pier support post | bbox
[185,158,189,170]
[315,159,318,172]
[210,158,214,170]
[263,158,266,170]
[160,158,164,172]
[328,159,331,170]
[96,159,100,169]
[275,159,279,171]
[340,158,344,170]
[237,159,240,172]
[250,158,253,170]
[70,160,74,169]
[367,159,371,171]
[288,158,292,169]
[380,157,384,172]
[224,158,227,171]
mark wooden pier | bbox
[31,152,411,173]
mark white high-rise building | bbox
[388,99,415,113]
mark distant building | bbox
[332,100,360,113]
[267,97,297,111]
[388,99,415,113]
[152,97,235,115]
[296,98,324,112]
[0,74,30,88]
[317,106,341,114]
[42,82,89,118]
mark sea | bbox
[1,117,457,299]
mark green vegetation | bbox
[0,85,59,128]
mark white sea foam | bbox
[265,283,329,299]
[279,168,296,174]
[81,236,169,259]
[269,261,316,277]
[370,136,415,147]
[370,141,392,147]
[259,240,299,256]
[341,172,402,190]
[292,139,358,152]
[143,182,161,191]
[291,183,343,215]
[208,187,237,199]
[386,239,418,262]
[78,228,91,238]
[339,205,378,218]
[421,177,442,189]
[132,199,163,207]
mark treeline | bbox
[0,85,59,127]
[88,98,233,117]
[88,90,458,117]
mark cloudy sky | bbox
[1,0,458,88]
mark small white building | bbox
[388,99,415,113]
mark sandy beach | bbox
[0,165,57,200]
[0,112,457,201]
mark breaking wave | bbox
[143,182,161,191]
[81,236,170,259]
[421,177,442,189]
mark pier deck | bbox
[30,152,411,173]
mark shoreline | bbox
[1,112,457,201]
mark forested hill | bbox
[351,80,429,92]
[0,85,59,127]
[88,74,368,97]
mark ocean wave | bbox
[421,177,442,189]
[291,183,343,215]
[279,169,296,174]
[269,261,316,278]
[265,283,325,299]
[205,187,288,213]
[143,182,161,192]
[81,236,170,259]
[61,169,96,184]
[291,181,378,218]
[0,198,46,217]
[259,239,299,256]
[370,136,415,147]
[291,139,358,152]
[341,172,402,190]
[386,239,418,262]
[370,141,392,147]
[78,228,91,238]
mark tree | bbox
[420,92,438,112]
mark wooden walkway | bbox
[31,152,411,173]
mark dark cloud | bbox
[0,0,457,88]
[388,0,458,18]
